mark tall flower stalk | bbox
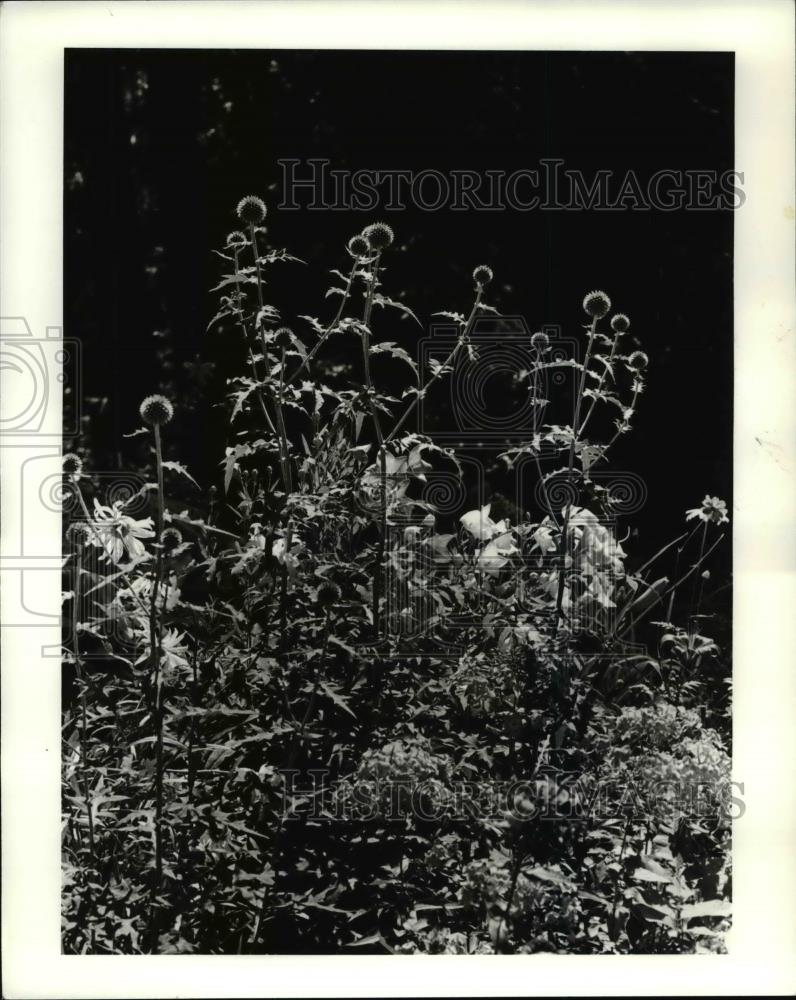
[138,394,173,930]
[237,196,293,494]
[553,291,610,633]
[60,463,98,876]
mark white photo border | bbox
[1,1,794,996]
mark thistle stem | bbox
[553,316,598,633]
[619,530,725,639]
[70,545,96,867]
[530,346,559,529]
[577,333,619,439]
[690,520,709,624]
[285,260,359,388]
[384,287,483,446]
[231,244,279,438]
[149,422,166,936]
[248,224,292,493]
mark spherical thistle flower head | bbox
[316,581,341,608]
[627,350,649,372]
[273,326,293,350]
[66,521,90,549]
[582,290,612,319]
[347,234,370,259]
[226,230,247,249]
[530,331,550,352]
[62,452,83,481]
[472,265,493,288]
[611,313,630,334]
[236,195,267,227]
[139,394,174,427]
[161,527,183,553]
[362,222,394,252]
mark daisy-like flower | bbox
[686,495,729,525]
[139,394,174,426]
[89,499,155,565]
[472,265,493,287]
[160,628,190,673]
[362,222,394,251]
[62,452,83,481]
[236,195,267,226]
[582,290,611,319]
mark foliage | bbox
[62,201,732,955]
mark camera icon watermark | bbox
[418,315,579,446]
[0,317,81,436]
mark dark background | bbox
[64,49,733,586]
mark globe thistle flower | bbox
[610,313,630,334]
[362,222,394,251]
[686,495,730,525]
[62,452,83,481]
[236,195,267,226]
[273,326,293,348]
[65,521,90,549]
[627,350,649,372]
[472,264,493,288]
[582,290,611,319]
[530,331,550,352]
[139,394,174,426]
[347,234,370,258]
[160,527,183,553]
[226,230,247,249]
[316,581,341,608]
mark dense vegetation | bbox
[62,199,732,954]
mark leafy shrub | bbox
[62,199,732,955]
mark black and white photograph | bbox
[1,1,794,996]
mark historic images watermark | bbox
[277,770,745,824]
[278,158,746,213]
